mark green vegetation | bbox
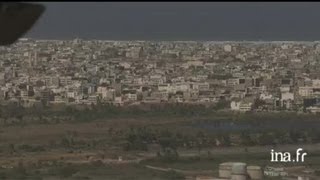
[0,103,319,179]
[1,103,320,125]
[1,163,185,180]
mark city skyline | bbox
[1,3,320,179]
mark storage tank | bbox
[231,162,247,180]
[298,176,310,180]
[231,175,247,180]
[195,176,222,180]
[219,162,234,178]
[247,166,263,179]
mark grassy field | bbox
[0,163,186,180]
[0,111,318,179]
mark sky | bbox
[25,2,320,41]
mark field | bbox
[0,106,319,179]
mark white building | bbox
[224,44,232,52]
[193,82,210,91]
[281,92,294,101]
[306,106,320,113]
[231,101,253,112]
[298,87,313,97]
[280,86,290,93]
[260,93,273,100]
[313,79,320,86]
[125,93,137,102]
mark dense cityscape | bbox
[0,38,319,180]
[2,2,320,180]
[1,39,320,113]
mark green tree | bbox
[259,132,275,145]
[240,131,254,146]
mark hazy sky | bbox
[25,2,320,41]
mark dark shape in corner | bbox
[0,2,45,45]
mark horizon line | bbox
[21,37,320,43]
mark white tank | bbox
[231,163,247,180]
[231,162,247,175]
[219,162,234,178]
[231,174,247,180]
[195,176,220,180]
[247,166,263,179]
[298,176,310,180]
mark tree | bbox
[9,144,15,154]
[289,130,303,144]
[259,132,275,146]
[214,100,230,110]
[163,170,185,180]
[253,99,266,109]
[58,166,78,178]
[240,131,254,146]
[196,131,206,155]
[123,128,148,151]
[221,134,231,146]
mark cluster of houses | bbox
[0,39,320,113]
